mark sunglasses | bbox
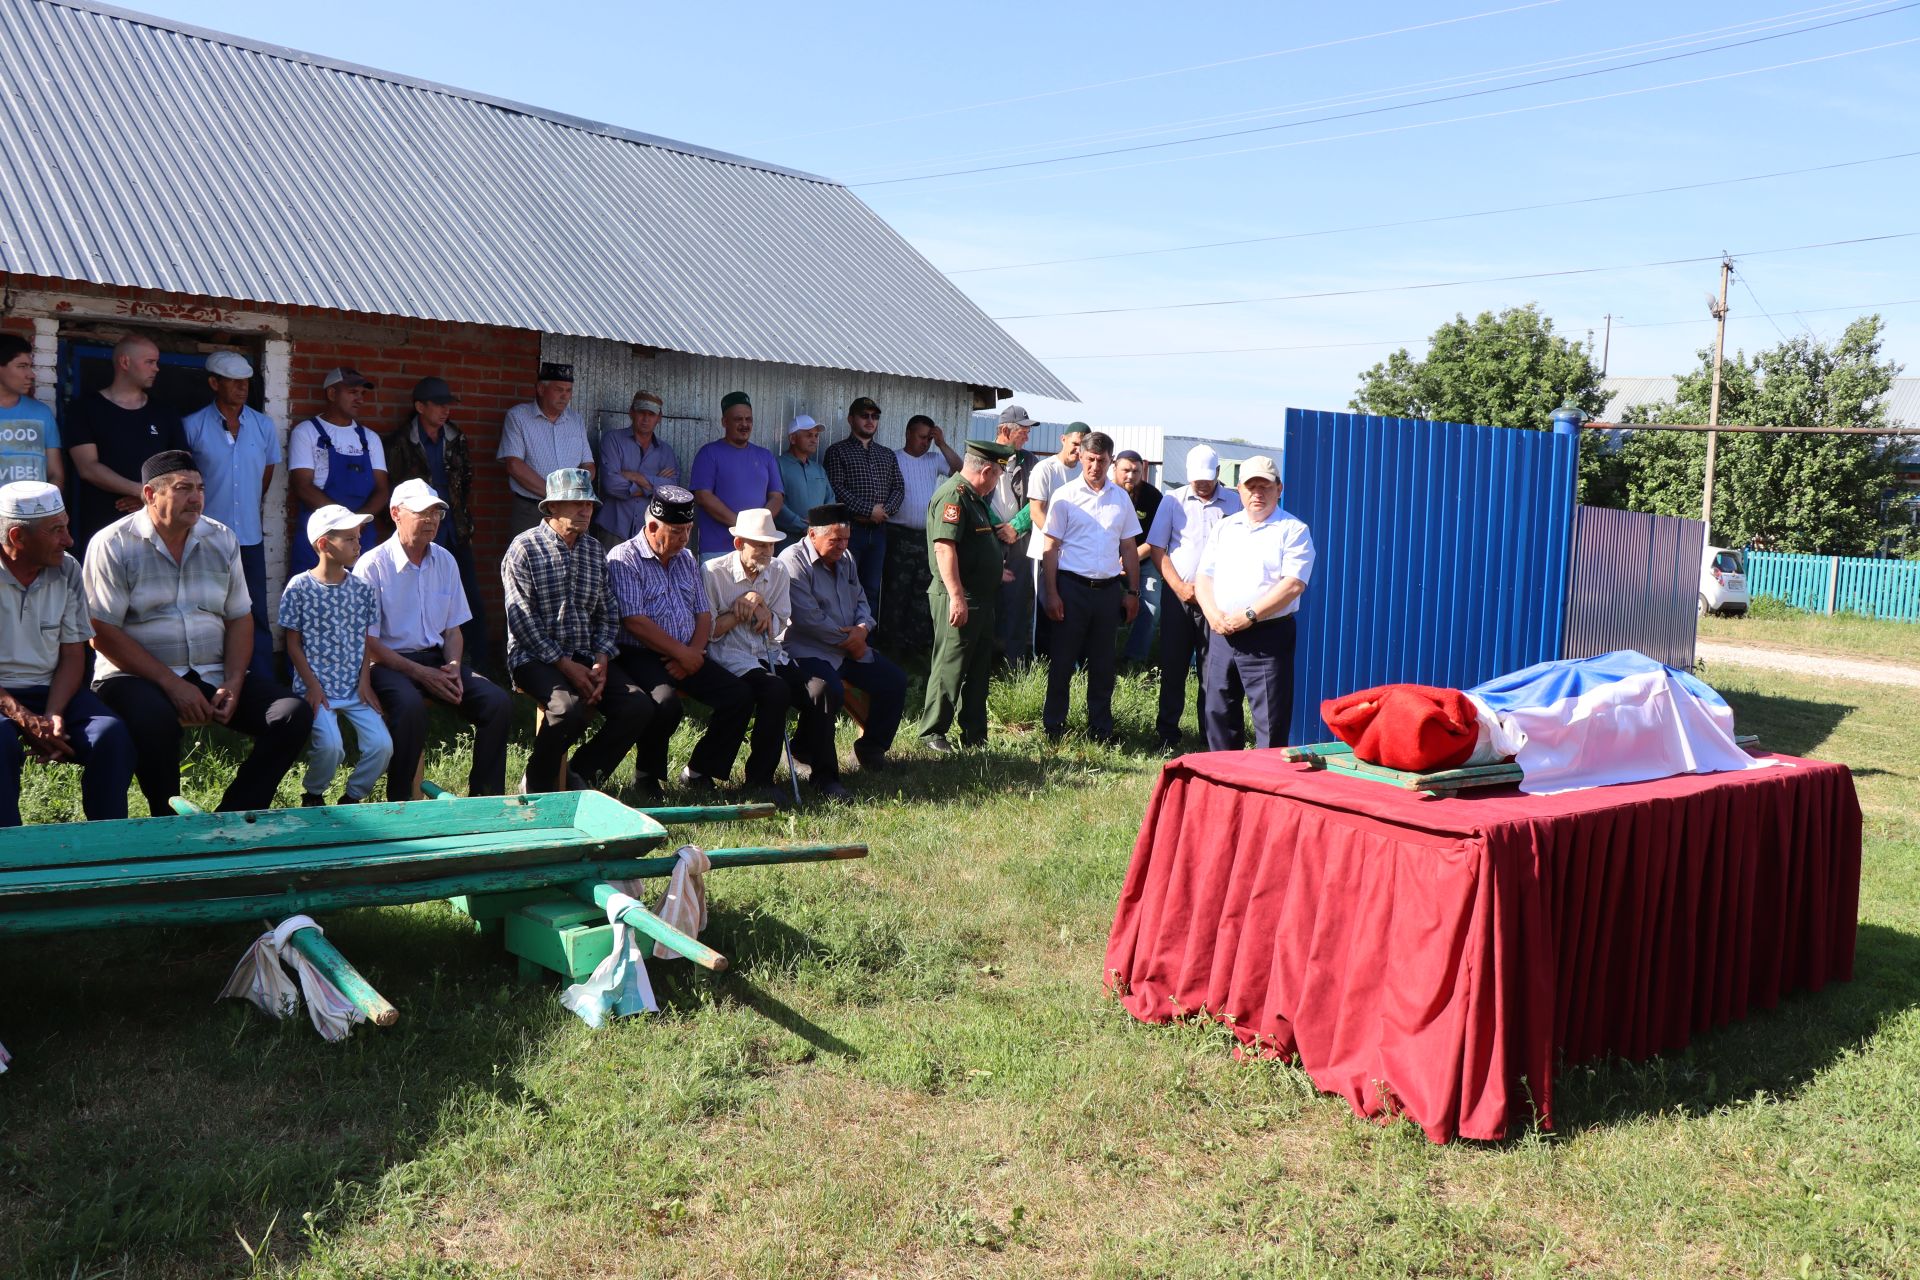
[855,411,880,419]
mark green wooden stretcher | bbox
[0,787,866,1029]
[1277,735,1762,799]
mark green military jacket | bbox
[925,473,1003,602]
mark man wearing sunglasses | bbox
[822,396,903,626]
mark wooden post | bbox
[1827,556,1840,615]
[283,926,400,1027]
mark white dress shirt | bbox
[1025,456,1077,561]
[1198,506,1316,616]
[892,448,951,530]
[355,534,472,652]
[1043,476,1141,579]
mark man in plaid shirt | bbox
[822,396,903,623]
[502,468,655,793]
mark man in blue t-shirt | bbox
[0,335,62,489]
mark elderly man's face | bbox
[723,404,754,445]
[544,499,594,541]
[967,462,1002,498]
[1080,448,1112,490]
[807,522,850,564]
[392,503,444,551]
[327,383,367,420]
[536,379,573,418]
[4,509,72,569]
[1241,476,1279,520]
[788,425,822,460]
[1191,478,1217,500]
[630,406,661,438]
[998,422,1030,451]
[145,471,205,528]
[735,536,776,574]
[1114,458,1141,490]
[646,516,692,560]
[209,374,250,412]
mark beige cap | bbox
[1239,454,1279,484]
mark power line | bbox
[742,1,1566,147]
[839,2,1877,183]
[1036,299,1920,361]
[852,2,1918,187]
[992,232,1920,321]
[943,149,1920,275]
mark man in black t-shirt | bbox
[64,334,185,551]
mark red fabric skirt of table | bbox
[1103,751,1861,1142]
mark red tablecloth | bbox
[1104,751,1861,1142]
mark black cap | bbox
[849,396,880,416]
[806,502,850,527]
[411,376,460,405]
[1115,449,1144,464]
[648,484,696,525]
[538,361,574,383]
[140,449,197,484]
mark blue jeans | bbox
[0,686,134,825]
[846,523,888,622]
[304,695,395,800]
[239,542,275,682]
[1124,560,1163,663]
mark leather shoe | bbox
[816,779,853,802]
[921,733,954,755]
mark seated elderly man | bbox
[84,450,313,814]
[775,502,908,785]
[502,468,653,794]
[702,508,844,803]
[358,478,512,799]
[607,485,754,798]
[0,481,134,826]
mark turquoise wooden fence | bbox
[1746,551,1920,621]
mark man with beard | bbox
[822,396,902,621]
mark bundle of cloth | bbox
[1321,650,1769,795]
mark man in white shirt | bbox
[498,362,594,538]
[358,479,512,799]
[1144,445,1242,754]
[1195,454,1315,751]
[1025,421,1086,659]
[881,414,959,652]
[1039,431,1140,743]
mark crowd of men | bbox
[0,338,1315,824]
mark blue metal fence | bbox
[1281,408,1579,745]
[1747,550,1920,621]
[1562,505,1704,668]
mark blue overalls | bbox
[290,419,378,575]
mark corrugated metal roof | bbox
[0,0,1074,400]
[1282,407,1578,746]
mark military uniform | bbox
[915,447,1012,748]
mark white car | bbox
[1700,546,1749,616]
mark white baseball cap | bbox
[788,413,820,435]
[205,351,254,380]
[306,504,372,546]
[1185,445,1220,481]
[390,478,449,512]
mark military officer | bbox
[916,440,1018,753]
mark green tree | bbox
[1351,304,1609,430]
[1618,316,1903,554]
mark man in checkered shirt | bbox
[822,396,903,623]
[502,468,655,793]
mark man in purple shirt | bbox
[689,390,783,562]
[607,485,756,798]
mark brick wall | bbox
[284,312,541,633]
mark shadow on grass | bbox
[1548,922,1920,1134]
[1714,687,1856,758]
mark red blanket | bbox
[1321,683,1480,772]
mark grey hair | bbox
[808,521,851,535]
[961,452,994,477]
[0,511,55,546]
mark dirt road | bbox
[1695,640,1920,688]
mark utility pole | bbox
[1701,257,1732,533]
[1600,313,1613,377]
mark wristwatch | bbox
[1243,606,1259,624]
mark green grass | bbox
[3,660,1919,1277]
[1701,598,1919,666]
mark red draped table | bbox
[1104,751,1861,1142]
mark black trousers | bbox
[1043,574,1123,737]
[614,648,754,782]
[95,669,314,815]
[1155,596,1209,744]
[1202,615,1297,751]
[736,662,837,786]
[511,658,653,792]
[368,646,511,799]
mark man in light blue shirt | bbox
[1144,445,1242,753]
[775,414,832,550]
[180,350,281,680]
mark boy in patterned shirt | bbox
[281,505,393,804]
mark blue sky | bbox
[130,0,1920,443]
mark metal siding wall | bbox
[545,334,973,469]
[1281,408,1578,746]
[1562,505,1705,668]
